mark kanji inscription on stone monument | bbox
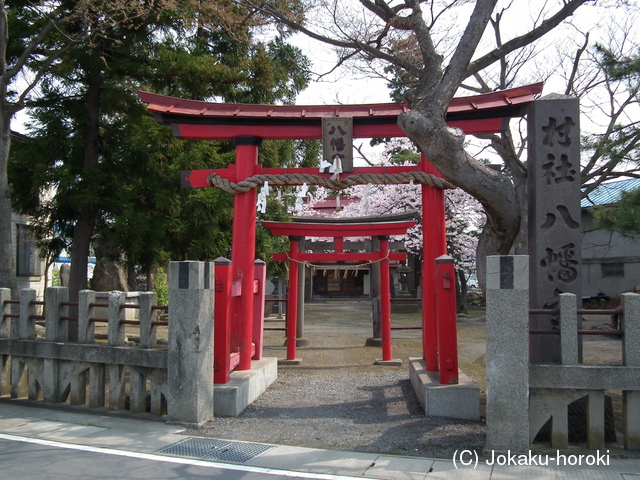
[528,95,582,364]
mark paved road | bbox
[0,435,362,480]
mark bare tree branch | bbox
[565,32,590,95]
[436,0,498,105]
[466,0,593,79]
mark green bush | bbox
[52,268,62,286]
[154,268,168,306]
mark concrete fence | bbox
[486,255,640,452]
[0,261,214,426]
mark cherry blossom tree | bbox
[296,156,485,310]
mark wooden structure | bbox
[140,82,543,385]
[262,218,416,363]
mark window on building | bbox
[601,262,624,278]
[16,224,42,276]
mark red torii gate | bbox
[262,219,416,363]
[139,82,542,385]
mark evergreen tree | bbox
[590,46,640,237]
[9,2,314,304]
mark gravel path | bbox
[190,301,487,458]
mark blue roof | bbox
[581,178,640,209]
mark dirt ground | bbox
[190,301,625,458]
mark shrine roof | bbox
[139,83,543,139]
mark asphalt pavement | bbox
[0,401,639,479]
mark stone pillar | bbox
[19,289,37,340]
[108,291,127,346]
[78,289,96,343]
[0,288,12,397]
[0,288,12,338]
[485,255,530,452]
[559,293,578,365]
[44,287,69,402]
[139,292,158,349]
[621,292,640,450]
[528,95,582,364]
[167,261,215,424]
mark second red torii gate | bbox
[139,82,543,385]
[262,219,416,363]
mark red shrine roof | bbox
[139,82,543,140]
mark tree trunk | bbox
[67,61,101,339]
[0,110,16,294]
[398,105,522,292]
[456,268,468,314]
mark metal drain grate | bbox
[158,438,274,463]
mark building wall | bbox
[581,210,640,299]
[11,213,46,298]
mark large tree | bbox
[588,42,640,236]
[8,1,312,302]
[0,1,178,294]
[236,0,623,286]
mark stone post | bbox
[108,291,127,346]
[621,292,640,450]
[0,288,12,397]
[139,292,158,349]
[559,293,578,365]
[167,261,215,424]
[106,291,127,409]
[19,289,37,340]
[43,287,69,402]
[78,289,96,343]
[0,288,14,338]
[528,94,582,364]
[485,255,530,452]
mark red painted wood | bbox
[272,252,406,262]
[262,220,416,238]
[140,82,541,121]
[379,238,392,361]
[435,257,459,385]
[171,117,505,141]
[253,261,266,360]
[214,259,232,384]
[140,83,542,141]
[230,142,259,371]
[286,239,299,361]
[420,158,447,371]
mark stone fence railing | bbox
[485,255,640,453]
[0,261,214,425]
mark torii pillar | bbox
[230,136,262,370]
[420,157,448,372]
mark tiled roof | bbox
[581,178,640,208]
